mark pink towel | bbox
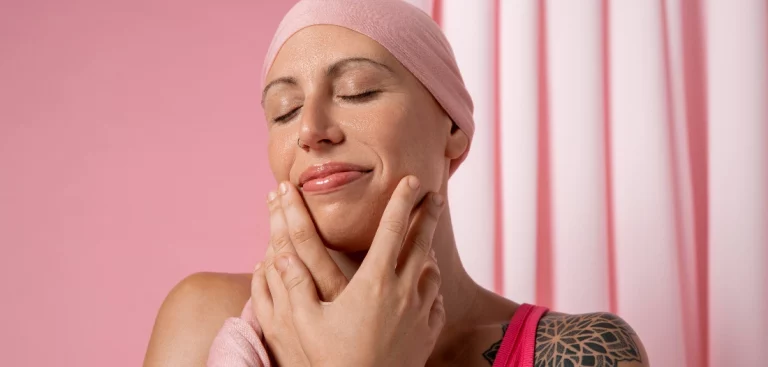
[207,299,271,367]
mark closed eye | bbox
[339,90,380,102]
[273,106,301,123]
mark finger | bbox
[263,245,291,314]
[398,192,445,283]
[428,294,446,330]
[360,175,421,277]
[250,261,274,321]
[268,189,296,256]
[274,253,322,320]
[279,182,348,301]
[416,251,441,304]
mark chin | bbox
[307,197,385,253]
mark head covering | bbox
[262,0,475,174]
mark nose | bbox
[297,99,344,151]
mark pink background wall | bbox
[3,1,767,366]
[0,1,298,365]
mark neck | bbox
[327,201,516,362]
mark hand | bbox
[273,176,447,367]
[251,182,350,366]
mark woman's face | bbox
[262,25,467,252]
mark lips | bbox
[298,162,373,193]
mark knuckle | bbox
[262,257,276,270]
[382,219,407,236]
[425,251,438,265]
[271,236,292,252]
[410,235,432,255]
[267,197,280,212]
[289,227,312,245]
[283,273,308,292]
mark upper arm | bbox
[143,272,252,367]
[534,312,650,367]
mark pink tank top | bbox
[491,303,549,367]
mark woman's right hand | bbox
[251,181,351,366]
[273,176,447,367]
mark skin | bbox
[144,25,651,366]
[257,176,447,367]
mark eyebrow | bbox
[261,76,298,106]
[261,57,393,105]
[325,57,393,78]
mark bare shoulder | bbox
[475,311,650,367]
[143,272,253,367]
[533,311,650,367]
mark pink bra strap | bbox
[492,304,549,367]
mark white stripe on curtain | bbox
[441,0,497,290]
[547,0,610,314]
[609,1,687,365]
[706,0,768,365]
[499,0,538,304]
[430,0,766,365]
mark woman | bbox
[144,0,650,366]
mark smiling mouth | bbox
[300,169,373,193]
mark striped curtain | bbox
[403,0,768,366]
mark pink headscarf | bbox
[262,0,475,174]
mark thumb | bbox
[275,254,321,316]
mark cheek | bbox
[267,131,294,182]
[370,102,445,176]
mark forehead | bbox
[265,24,400,81]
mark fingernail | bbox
[408,176,420,190]
[432,193,444,206]
[275,256,290,272]
[254,262,262,271]
[267,191,278,202]
[279,182,288,195]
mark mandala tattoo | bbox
[534,313,642,367]
[482,322,509,365]
[482,313,641,366]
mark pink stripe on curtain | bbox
[431,0,442,27]
[600,0,618,315]
[492,0,503,295]
[535,0,553,308]
[660,1,702,365]
[761,7,767,360]
[680,1,710,366]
